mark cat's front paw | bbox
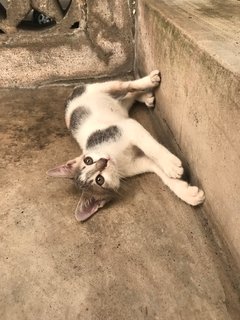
[149,70,161,87]
[181,185,205,206]
[160,154,184,179]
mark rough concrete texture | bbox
[1,86,240,319]
[136,0,240,268]
[0,0,134,87]
[0,0,72,33]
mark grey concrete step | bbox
[0,87,240,319]
[136,0,240,270]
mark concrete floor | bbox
[0,86,240,319]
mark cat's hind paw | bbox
[149,70,161,87]
[139,92,155,107]
[144,92,155,107]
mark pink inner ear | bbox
[47,156,81,178]
[47,164,75,178]
[75,197,103,222]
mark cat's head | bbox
[47,153,121,221]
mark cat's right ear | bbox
[47,157,81,178]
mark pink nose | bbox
[96,158,108,171]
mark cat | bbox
[47,70,205,221]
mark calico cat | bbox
[47,70,205,221]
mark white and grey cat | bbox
[47,70,205,221]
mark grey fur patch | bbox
[70,107,90,131]
[86,126,121,149]
[71,85,86,99]
[124,145,145,158]
[65,85,86,110]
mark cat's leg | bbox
[125,157,205,206]
[120,92,145,111]
[121,119,183,179]
[87,70,160,97]
[120,90,155,111]
[124,156,157,177]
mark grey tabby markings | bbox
[65,85,86,109]
[86,126,122,149]
[70,85,86,99]
[70,107,90,131]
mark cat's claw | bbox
[149,70,161,87]
[160,154,184,179]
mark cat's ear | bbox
[75,193,108,222]
[47,157,81,178]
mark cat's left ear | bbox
[47,157,81,178]
[75,193,108,222]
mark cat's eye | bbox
[96,175,105,186]
[84,156,93,165]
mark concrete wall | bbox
[136,0,240,266]
[0,0,134,87]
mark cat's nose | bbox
[96,158,108,171]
